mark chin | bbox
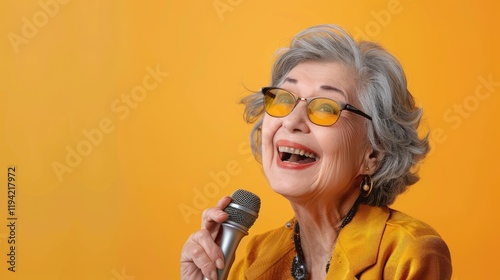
[268,177,313,198]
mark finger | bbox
[181,240,218,280]
[201,196,231,232]
[182,230,225,279]
[196,229,225,269]
[181,196,233,280]
[215,195,232,209]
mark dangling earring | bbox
[360,167,373,198]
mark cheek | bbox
[318,120,367,180]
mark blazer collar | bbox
[327,205,390,279]
[243,205,390,279]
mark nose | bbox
[281,100,310,133]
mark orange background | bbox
[0,0,499,279]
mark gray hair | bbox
[241,24,429,207]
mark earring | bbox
[360,167,373,198]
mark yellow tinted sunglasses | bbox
[262,87,372,126]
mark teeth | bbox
[278,146,319,160]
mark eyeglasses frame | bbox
[261,87,372,126]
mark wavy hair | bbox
[240,24,429,206]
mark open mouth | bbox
[278,146,319,164]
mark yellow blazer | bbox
[229,205,452,279]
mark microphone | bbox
[204,189,261,280]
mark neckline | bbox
[291,200,360,280]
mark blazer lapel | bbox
[327,205,390,279]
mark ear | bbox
[359,146,383,175]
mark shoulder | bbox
[352,205,445,243]
[382,208,453,279]
[386,208,442,238]
[342,206,452,279]
[380,207,450,255]
[383,208,451,257]
[339,206,448,262]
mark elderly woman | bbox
[181,24,452,279]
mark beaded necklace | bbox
[291,201,359,280]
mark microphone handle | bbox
[203,222,248,280]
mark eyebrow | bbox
[283,77,346,97]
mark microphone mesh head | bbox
[224,189,261,230]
